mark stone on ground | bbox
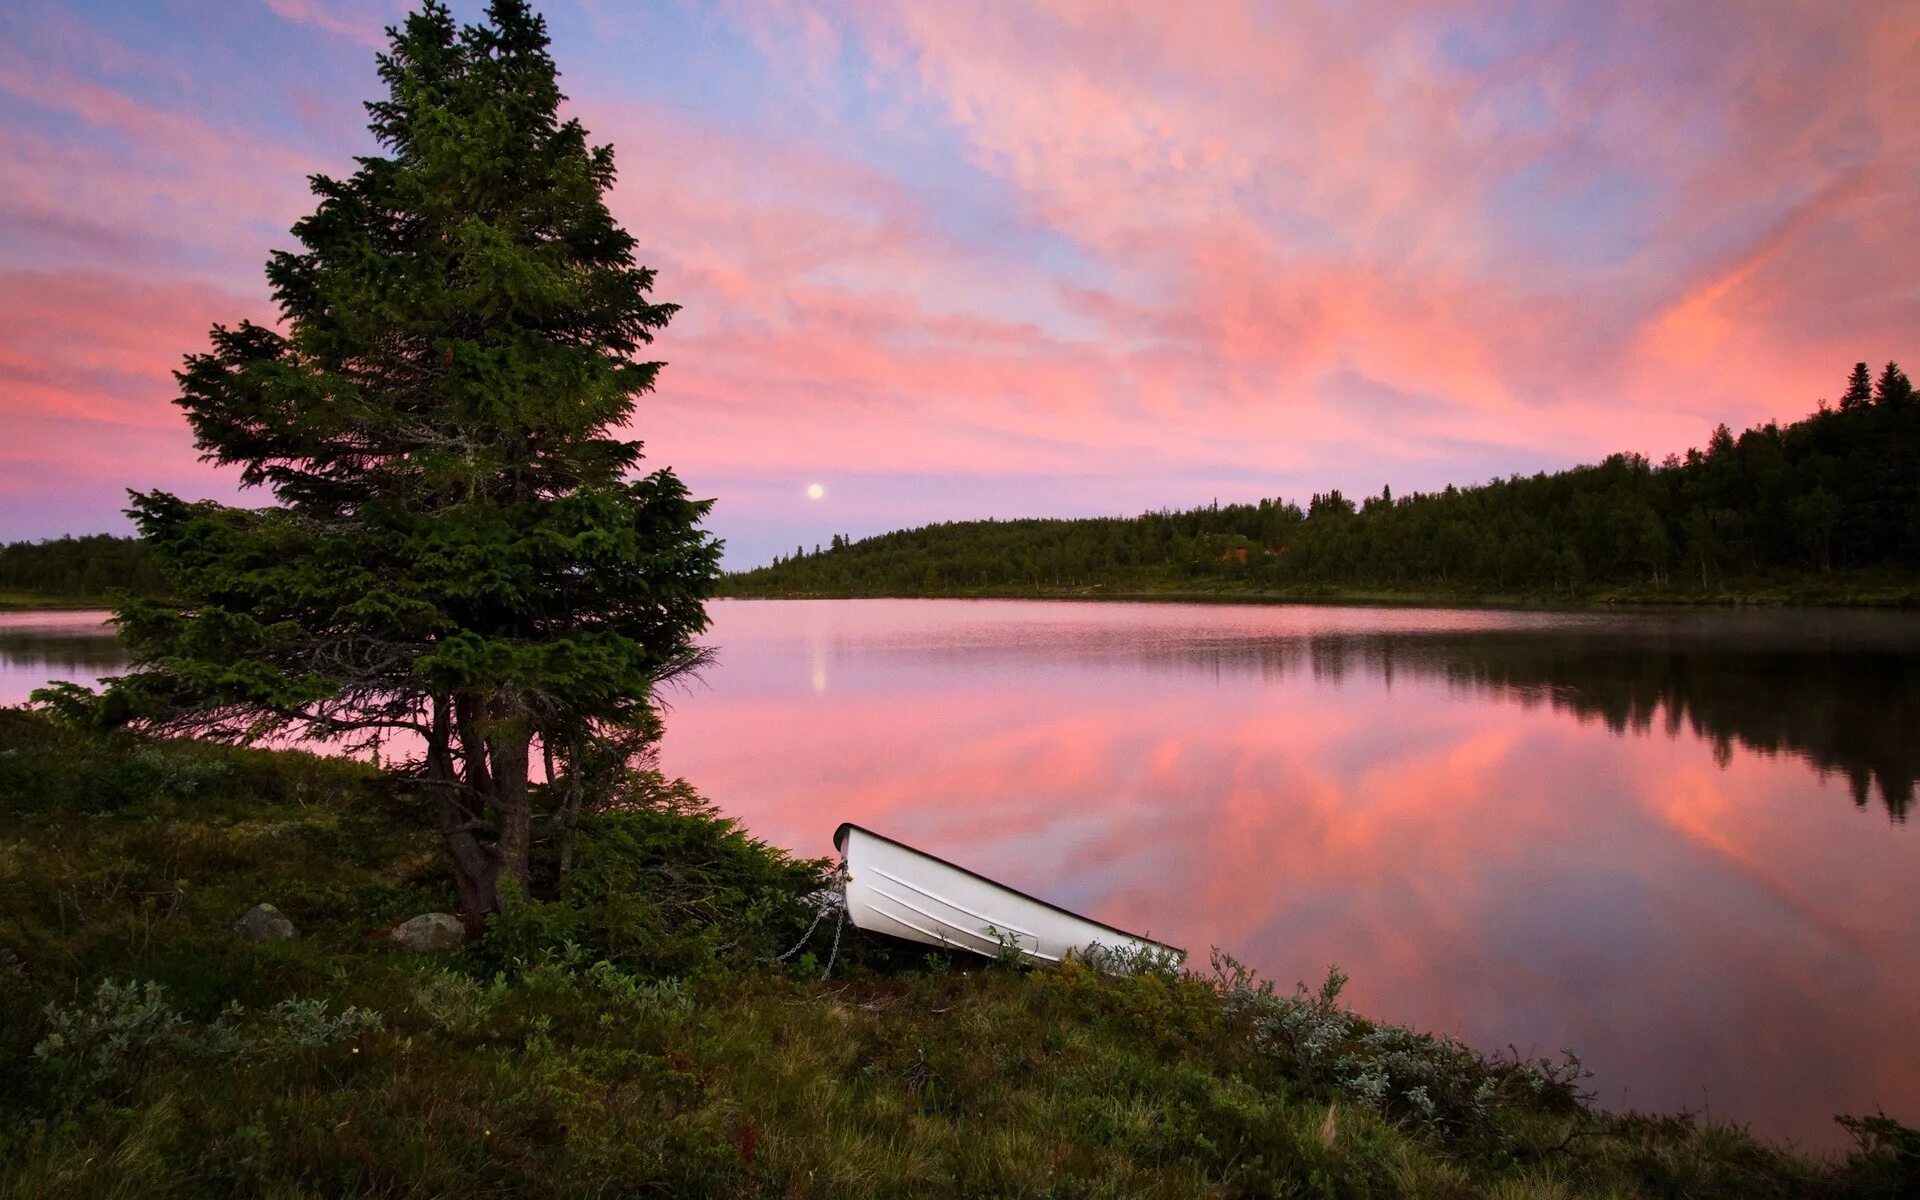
[233,903,296,941]
[389,912,466,952]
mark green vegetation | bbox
[61,0,721,917]
[3,707,1915,1198]
[0,535,161,608]
[725,363,1920,606]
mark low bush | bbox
[1212,955,1588,1143]
[481,772,832,975]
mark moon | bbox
[806,483,825,500]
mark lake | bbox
[5,598,1917,1148]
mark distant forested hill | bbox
[724,361,1920,603]
[0,534,161,602]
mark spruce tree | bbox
[82,1,720,915]
[1841,361,1874,411]
[1875,361,1913,409]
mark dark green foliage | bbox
[1875,363,1915,409]
[1839,362,1872,412]
[483,775,831,974]
[727,361,1920,602]
[0,534,161,602]
[0,706,381,823]
[73,1,722,915]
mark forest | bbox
[8,359,1917,608]
[0,533,164,601]
[725,361,1920,602]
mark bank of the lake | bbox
[716,575,1920,610]
[13,579,1920,619]
[0,591,127,612]
[1,708,1912,1198]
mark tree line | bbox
[725,360,1919,600]
[0,534,164,599]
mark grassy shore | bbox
[1,709,1912,1198]
[0,591,119,612]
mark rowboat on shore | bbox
[834,823,1185,970]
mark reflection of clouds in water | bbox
[716,600,1920,819]
[666,600,1920,1148]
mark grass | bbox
[1,707,1913,1198]
[0,590,118,611]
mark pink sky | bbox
[2,1,1916,565]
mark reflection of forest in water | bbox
[1373,632,1914,820]
[895,612,1920,822]
[8,611,1918,820]
[1167,629,1915,821]
[0,626,127,674]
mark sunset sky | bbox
[3,1,1916,567]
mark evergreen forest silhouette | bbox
[727,361,1919,600]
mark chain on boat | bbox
[772,865,849,974]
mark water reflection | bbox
[1403,628,1917,820]
[0,611,121,705]
[4,601,1917,1145]
[1056,621,1919,820]
[661,600,1920,1148]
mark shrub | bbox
[583,960,695,1021]
[409,967,511,1035]
[32,979,191,1099]
[1837,1111,1920,1193]
[0,706,378,821]
[28,978,384,1114]
[482,774,829,974]
[1211,953,1590,1141]
[266,997,384,1048]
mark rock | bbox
[233,903,296,942]
[388,912,466,952]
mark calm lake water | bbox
[5,598,1917,1148]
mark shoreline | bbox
[0,594,121,613]
[11,582,1919,615]
[714,583,1920,612]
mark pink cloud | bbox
[0,57,320,281]
[0,270,253,509]
[3,1,1914,546]
[700,0,1919,475]
[258,0,402,48]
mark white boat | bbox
[834,823,1184,969]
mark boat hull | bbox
[834,823,1184,969]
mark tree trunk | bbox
[436,691,537,916]
[488,709,534,898]
[557,734,584,887]
[428,693,496,916]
